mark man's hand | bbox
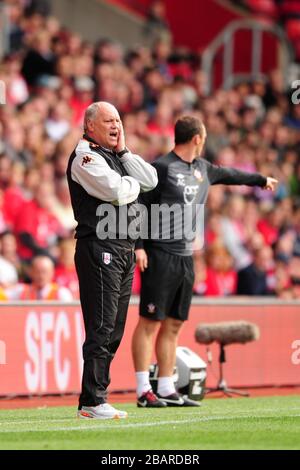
[135,249,148,272]
[116,121,126,153]
[264,177,278,191]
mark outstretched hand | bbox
[264,177,278,191]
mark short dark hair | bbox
[174,116,204,145]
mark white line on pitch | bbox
[0,413,300,434]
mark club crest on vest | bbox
[102,252,112,265]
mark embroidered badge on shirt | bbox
[194,169,203,183]
[102,252,112,265]
[81,155,93,166]
[176,173,185,187]
[194,169,203,182]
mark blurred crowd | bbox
[0,0,299,300]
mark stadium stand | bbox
[0,0,299,299]
[230,0,300,61]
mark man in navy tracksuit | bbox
[132,115,278,407]
[67,101,157,419]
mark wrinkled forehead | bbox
[98,103,120,120]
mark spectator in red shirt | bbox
[0,154,26,230]
[55,238,79,299]
[257,205,285,246]
[15,182,65,261]
[205,244,237,296]
[0,189,8,233]
[147,102,174,140]
[70,77,94,127]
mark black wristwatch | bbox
[117,147,129,158]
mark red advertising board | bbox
[0,300,300,396]
[0,305,84,395]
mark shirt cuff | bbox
[119,151,133,163]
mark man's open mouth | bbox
[109,132,118,138]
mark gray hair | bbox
[83,102,100,132]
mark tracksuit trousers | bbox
[75,238,135,408]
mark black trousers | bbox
[140,247,194,322]
[75,238,135,407]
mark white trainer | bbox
[77,403,128,420]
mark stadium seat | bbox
[279,1,300,19]
[286,19,300,41]
[246,0,278,18]
[293,40,300,60]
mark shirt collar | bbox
[83,134,116,155]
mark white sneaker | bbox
[77,403,128,420]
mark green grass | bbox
[0,395,299,450]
